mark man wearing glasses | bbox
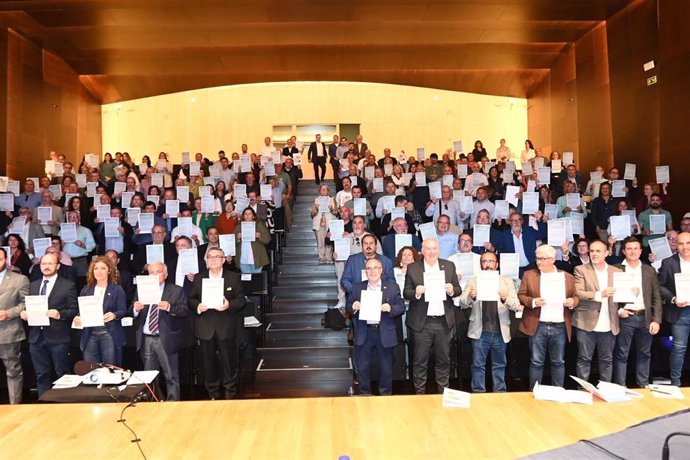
[517,245,579,388]
[345,258,405,395]
[188,247,246,400]
[496,211,547,278]
[459,252,521,392]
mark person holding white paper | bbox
[459,252,521,392]
[638,193,673,247]
[345,258,405,395]
[425,184,461,226]
[32,190,63,237]
[572,240,622,383]
[74,256,127,365]
[496,212,548,278]
[59,211,96,288]
[612,237,662,387]
[20,253,78,397]
[381,217,422,261]
[170,209,204,247]
[462,162,488,197]
[234,207,270,273]
[658,232,690,386]
[518,245,579,388]
[132,262,190,401]
[448,233,481,292]
[555,181,587,220]
[403,238,462,394]
[167,236,198,293]
[344,186,374,228]
[14,178,41,210]
[188,248,246,400]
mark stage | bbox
[0,390,688,459]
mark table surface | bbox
[0,390,688,459]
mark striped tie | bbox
[148,304,159,334]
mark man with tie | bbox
[0,248,29,403]
[20,252,78,397]
[573,239,622,382]
[308,134,328,185]
[346,258,405,395]
[404,238,462,393]
[132,262,190,401]
[188,247,246,399]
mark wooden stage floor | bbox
[0,390,688,459]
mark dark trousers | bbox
[411,317,451,394]
[142,335,180,401]
[200,335,238,399]
[576,328,616,382]
[613,315,653,387]
[331,161,342,191]
[313,157,326,183]
[83,327,119,366]
[29,332,70,397]
[356,325,394,395]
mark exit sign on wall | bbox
[647,75,658,86]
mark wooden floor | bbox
[0,390,688,459]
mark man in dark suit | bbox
[496,211,547,277]
[94,205,134,263]
[658,231,690,386]
[20,252,78,397]
[132,224,176,275]
[612,236,662,387]
[188,247,247,399]
[403,238,462,394]
[346,258,405,395]
[354,134,369,158]
[328,134,342,190]
[308,134,328,185]
[0,248,29,403]
[132,262,190,401]
[282,138,299,158]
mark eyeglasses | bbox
[459,239,472,245]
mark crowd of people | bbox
[0,133,684,403]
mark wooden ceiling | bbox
[0,0,633,103]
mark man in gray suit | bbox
[612,236,662,387]
[0,248,30,403]
[573,239,622,382]
[403,238,462,394]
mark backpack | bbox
[323,308,347,330]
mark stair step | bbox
[271,299,338,312]
[264,327,349,347]
[278,264,335,274]
[253,377,353,398]
[272,285,338,299]
[257,346,352,369]
[265,312,325,325]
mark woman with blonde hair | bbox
[311,183,337,263]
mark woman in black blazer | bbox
[75,256,127,365]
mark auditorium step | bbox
[272,285,337,299]
[271,299,337,313]
[264,325,348,347]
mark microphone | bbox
[662,432,690,460]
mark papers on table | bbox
[359,290,382,323]
[655,165,670,184]
[547,219,566,247]
[52,374,83,389]
[521,192,539,214]
[126,370,160,387]
[60,223,78,243]
[428,181,442,200]
[146,244,164,265]
[571,376,642,402]
[78,295,104,328]
[136,275,162,304]
[674,273,690,304]
[178,248,199,275]
[610,215,631,241]
[334,239,350,261]
[500,253,520,279]
[423,271,446,303]
[533,382,593,405]
[611,180,626,198]
[165,199,179,218]
[612,272,637,303]
[414,172,427,187]
[442,387,470,409]
[418,222,437,241]
[473,225,490,247]
[476,270,499,301]
[494,200,509,219]
[241,221,256,242]
[33,237,51,258]
[649,237,672,261]
[37,206,52,224]
[353,198,366,216]
[25,295,49,326]
[648,384,684,399]
[218,234,236,257]
[624,163,636,180]
[537,167,551,185]
[138,212,154,233]
[395,234,412,256]
[539,272,565,322]
[201,278,224,309]
[104,217,120,238]
[649,214,666,235]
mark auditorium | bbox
[0,1,689,458]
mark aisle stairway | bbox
[253,180,353,398]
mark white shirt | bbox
[593,265,612,332]
[40,274,58,298]
[512,232,530,267]
[423,261,445,316]
[425,198,461,226]
[681,257,690,274]
[622,260,645,311]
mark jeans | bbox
[29,332,70,397]
[528,322,567,389]
[613,315,653,387]
[575,328,616,382]
[471,331,507,393]
[142,336,180,401]
[240,263,262,274]
[670,307,690,386]
[83,327,119,366]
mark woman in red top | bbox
[216,199,239,234]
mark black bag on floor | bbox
[323,308,347,330]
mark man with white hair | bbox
[517,244,579,388]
